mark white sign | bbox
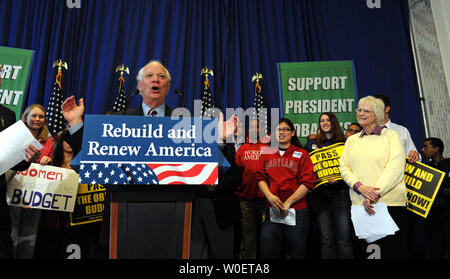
[6,163,79,212]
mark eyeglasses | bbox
[356,108,373,114]
[278,128,292,132]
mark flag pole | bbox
[112,64,129,113]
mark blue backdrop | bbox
[0,0,423,148]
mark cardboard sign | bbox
[277,60,358,145]
[6,163,79,212]
[70,184,106,226]
[309,142,345,188]
[404,159,445,218]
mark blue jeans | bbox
[260,207,309,259]
[307,182,354,259]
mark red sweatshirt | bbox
[255,144,316,210]
[235,140,267,200]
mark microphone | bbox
[174,88,185,108]
[123,89,140,115]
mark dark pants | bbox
[427,206,450,259]
[411,204,450,259]
[238,199,265,259]
[260,207,309,259]
[0,182,13,258]
[190,196,235,259]
[307,183,354,259]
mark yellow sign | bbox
[70,184,106,226]
[404,159,445,218]
[309,142,345,188]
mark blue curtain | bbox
[0,0,423,147]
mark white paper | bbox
[351,203,399,243]
[270,207,296,226]
[0,121,43,175]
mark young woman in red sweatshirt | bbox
[256,118,316,259]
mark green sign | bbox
[277,60,358,144]
[0,46,34,120]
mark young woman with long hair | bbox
[305,112,354,259]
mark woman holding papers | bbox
[256,118,316,259]
[340,96,408,259]
[10,104,54,258]
[305,112,354,259]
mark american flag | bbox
[201,84,215,117]
[201,67,218,118]
[46,81,65,136]
[78,162,159,185]
[147,163,218,184]
[77,162,218,185]
[252,73,268,134]
[112,76,127,112]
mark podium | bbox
[109,186,193,259]
[72,115,225,259]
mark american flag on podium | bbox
[46,59,68,141]
[77,161,218,185]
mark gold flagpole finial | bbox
[115,64,130,77]
[53,59,68,72]
[252,73,263,95]
[52,59,68,89]
[115,64,129,93]
[201,67,214,90]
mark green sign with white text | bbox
[0,46,34,120]
[277,60,358,145]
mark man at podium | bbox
[61,60,237,154]
[59,60,239,258]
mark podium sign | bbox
[75,114,219,185]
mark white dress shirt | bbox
[385,119,421,161]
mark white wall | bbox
[430,0,450,100]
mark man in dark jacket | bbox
[0,104,41,258]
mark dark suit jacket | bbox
[66,104,173,156]
[194,143,242,229]
[0,105,31,257]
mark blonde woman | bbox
[340,96,407,259]
[10,104,54,258]
[21,104,53,165]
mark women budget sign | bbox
[6,163,79,212]
[277,60,358,145]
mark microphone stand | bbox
[175,89,184,108]
[122,89,140,115]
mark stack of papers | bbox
[0,120,43,175]
[351,203,399,243]
[270,207,296,226]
